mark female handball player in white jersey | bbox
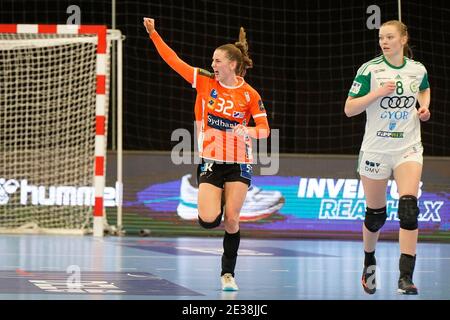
[345,20,430,295]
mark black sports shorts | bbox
[197,159,252,188]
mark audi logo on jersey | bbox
[380,96,415,109]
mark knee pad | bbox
[198,212,223,229]
[398,195,419,230]
[364,206,387,232]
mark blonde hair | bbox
[216,27,253,77]
[381,20,413,58]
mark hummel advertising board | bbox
[105,152,449,240]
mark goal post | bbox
[0,24,123,237]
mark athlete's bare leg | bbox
[223,181,248,233]
[198,183,223,222]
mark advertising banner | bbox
[107,152,449,240]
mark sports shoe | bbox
[221,273,239,291]
[240,185,285,221]
[361,265,376,294]
[177,174,285,221]
[397,276,418,295]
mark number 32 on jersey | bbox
[214,98,234,116]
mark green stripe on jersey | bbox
[419,73,430,91]
[358,56,383,75]
[348,73,371,97]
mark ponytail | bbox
[216,27,253,76]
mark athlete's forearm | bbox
[150,31,194,84]
[417,88,430,109]
[344,91,381,117]
[247,117,270,139]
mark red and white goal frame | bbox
[0,24,110,237]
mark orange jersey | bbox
[150,31,269,163]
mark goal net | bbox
[0,24,110,235]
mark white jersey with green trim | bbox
[348,55,429,153]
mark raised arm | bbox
[143,17,194,84]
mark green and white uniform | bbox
[349,55,429,153]
[349,55,430,179]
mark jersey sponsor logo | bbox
[207,113,239,131]
[364,160,381,174]
[258,99,265,111]
[365,160,380,167]
[244,91,250,103]
[373,68,385,73]
[376,131,404,138]
[380,96,415,109]
[389,121,397,130]
[380,110,409,120]
[208,89,218,110]
[233,111,245,119]
[350,81,361,94]
[410,80,419,93]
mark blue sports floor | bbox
[0,234,449,300]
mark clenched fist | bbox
[143,17,155,35]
